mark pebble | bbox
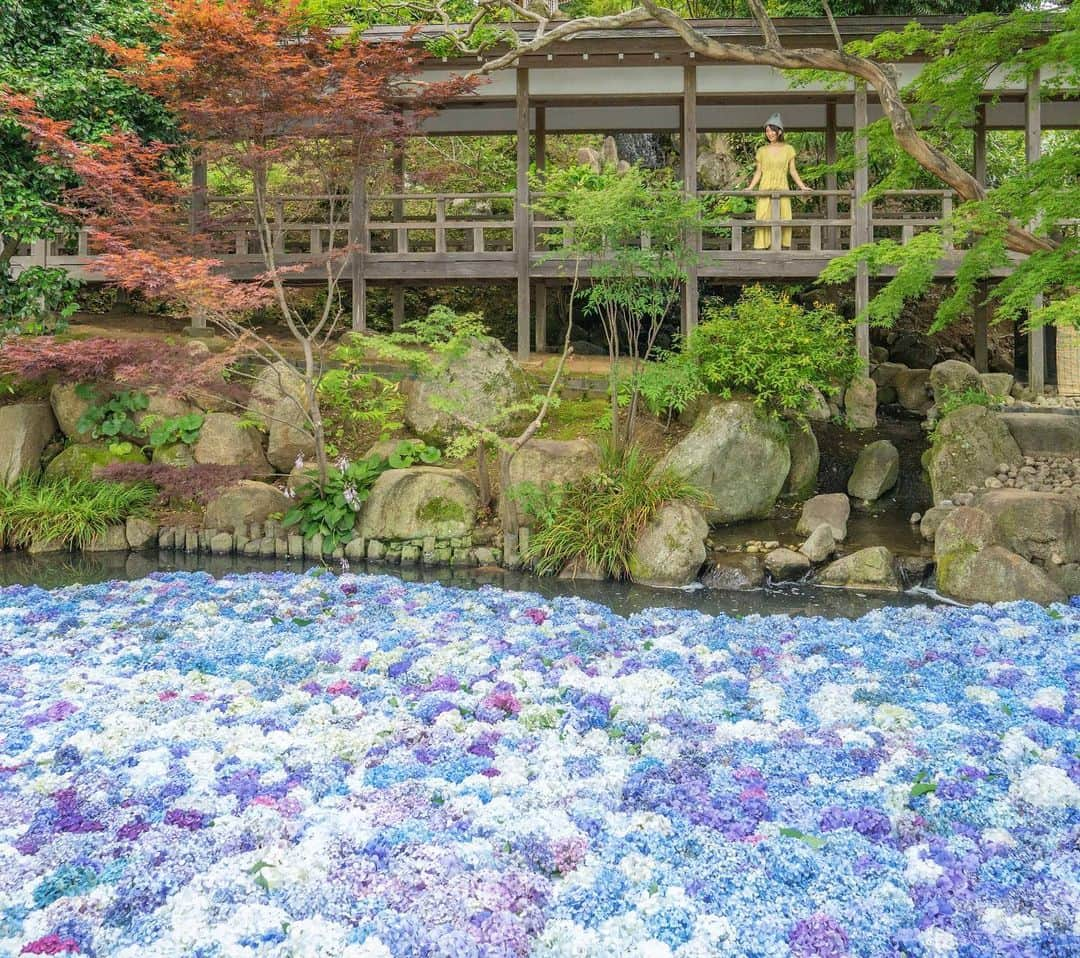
[910,512,922,524]
[993,455,1080,497]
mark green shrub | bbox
[928,387,1002,448]
[75,384,149,440]
[521,442,705,579]
[141,411,205,449]
[318,365,404,457]
[0,477,156,548]
[283,453,389,550]
[637,286,862,417]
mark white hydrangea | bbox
[1010,764,1080,809]
[919,927,958,955]
[981,906,1042,939]
[808,683,871,727]
[1030,686,1066,712]
[964,685,999,707]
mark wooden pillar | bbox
[391,286,405,331]
[392,141,406,254]
[535,282,548,353]
[681,64,699,337]
[853,82,870,366]
[535,106,546,171]
[515,68,531,362]
[1026,70,1044,392]
[185,155,209,334]
[825,99,838,250]
[973,104,988,372]
[350,145,368,333]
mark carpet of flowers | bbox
[0,570,1077,957]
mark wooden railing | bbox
[9,188,968,273]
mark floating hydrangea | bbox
[0,571,1076,956]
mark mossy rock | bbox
[152,442,195,468]
[44,443,146,482]
[359,467,479,540]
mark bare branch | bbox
[821,0,844,52]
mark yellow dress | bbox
[753,143,796,250]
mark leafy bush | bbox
[521,442,705,579]
[283,453,389,549]
[318,364,404,456]
[928,387,1002,448]
[141,411,205,448]
[637,287,862,417]
[0,266,80,337]
[388,439,441,469]
[74,384,149,439]
[0,477,156,548]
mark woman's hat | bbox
[764,112,784,131]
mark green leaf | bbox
[778,827,828,850]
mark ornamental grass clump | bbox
[0,477,156,548]
[523,443,704,579]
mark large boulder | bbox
[895,368,932,415]
[980,373,1014,399]
[847,440,899,503]
[204,481,292,533]
[247,361,306,429]
[506,438,599,525]
[871,362,907,405]
[152,442,195,468]
[700,553,764,590]
[934,505,997,557]
[403,336,531,444]
[44,442,145,482]
[266,396,316,473]
[843,375,877,429]
[764,548,810,582]
[819,546,901,592]
[889,331,937,369]
[194,413,272,476]
[359,467,479,540]
[977,489,1080,564]
[782,425,819,500]
[0,402,57,486]
[929,360,985,405]
[657,399,790,524]
[926,405,1022,505]
[796,493,850,541]
[937,544,1065,605]
[628,501,708,588]
[49,383,94,440]
[799,524,837,563]
[1000,412,1080,458]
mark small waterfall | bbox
[612,133,671,169]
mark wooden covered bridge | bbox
[11,17,1078,387]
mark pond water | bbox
[0,549,945,619]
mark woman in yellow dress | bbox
[746,113,811,250]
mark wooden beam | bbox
[350,146,368,333]
[853,81,870,366]
[516,68,531,362]
[825,99,838,250]
[1026,70,1044,392]
[535,282,548,353]
[535,106,547,171]
[681,63,699,337]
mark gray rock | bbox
[657,399,790,523]
[506,438,599,525]
[799,524,837,563]
[764,547,811,581]
[0,402,57,486]
[870,345,889,364]
[404,336,530,444]
[977,489,1080,563]
[247,361,306,429]
[872,361,907,405]
[628,502,709,588]
[203,481,292,532]
[210,532,234,556]
[934,506,997,557]
[895,368,932,414]
[897,554,934,586]
[889,331,937,369]
[919,504,955,541]
[700,553,764,590]
[926,405,1022,505]
[1000,412,1080,458]
[151,442,195,468]
[782,425,819,500]
[801,387,831,422]
[980,373,1014,398]
[1046,562,1080,598]
[125,517,158,551]
[843,375,877,429]
[937,544,1065,605]
[847,440,900,502]
[133,391,199,435]
[44,442,145,482]
[84,525,129,553]
[360,467,479,541]
[28,536,67,555]
[49,382,93,440]
[344,537,367,561]
[929,360,985,405]
[819,546,901,592]
[193,413,272,476]
[266,395,316,473]
[558,555,607,580]
[796,493,850,541]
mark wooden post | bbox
[974,103,987,187]
[350,144,368,333]
[393,141,406,254]
[535,282,548,353]
[825,100,838,250]
[391,286,405,331]
[681,64,699,337]
[853,82,870,366]
[1026,70,1044,392]
[973,104,988,372]
[515,69,531,362]
[535,106,546,171]
[186,155,209,335]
